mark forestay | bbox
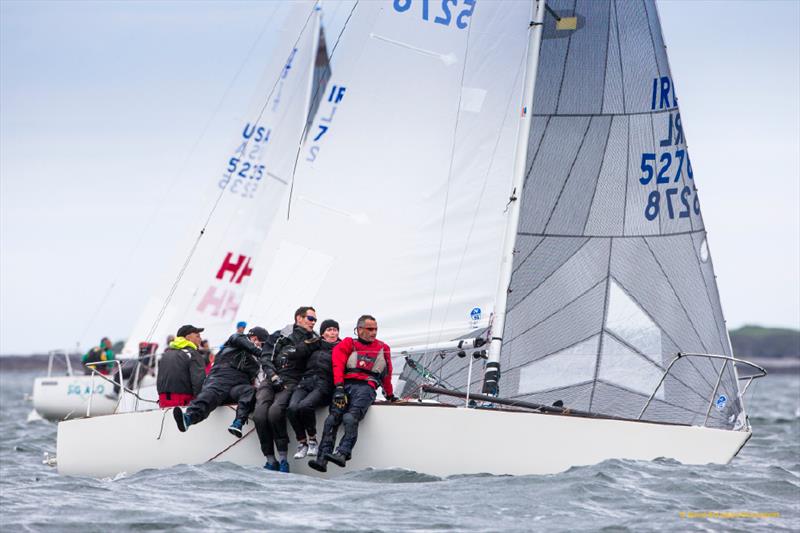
[241,0,533,348]
[122,2,324,354]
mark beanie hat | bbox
[319,319,340,335]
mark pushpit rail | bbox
[638,352,767,426]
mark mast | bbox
[481,0,547,396]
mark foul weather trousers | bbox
[185,367,255,424]
[286,375,333,441]
[318,380,376,458]
[253,380,297,456]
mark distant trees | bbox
[729,325,800,358]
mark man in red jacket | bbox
[308,314,398,472]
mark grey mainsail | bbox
[406,0,742,430]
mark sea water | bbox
[1,370,797,532]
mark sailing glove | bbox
[332,386,348,409]
[384,394,399,403]
[270,375,285,392]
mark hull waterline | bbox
[56,403,750,478]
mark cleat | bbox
[293,443,309,459]
[227,418,244,438]
[308,457,327,473]
[173,408,190,432]
[279,459,290,473]
[263,460,279,471]
[306,439,319,457]
[325,452,347,468]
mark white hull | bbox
[32,375,157,422]
[56,403,750,478]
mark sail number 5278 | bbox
[393,0,476,30]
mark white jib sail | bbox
[239,0,533,349]
[122,1,322,354]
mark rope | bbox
[156,409,169,440]
[205,405,254,463]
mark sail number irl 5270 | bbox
[639,76,701,222]
[393,0,476,29]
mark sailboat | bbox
[55,0,766,478]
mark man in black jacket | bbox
[253,306,320,473]
[157,325,206,408]
[173,327,268,438]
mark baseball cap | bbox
[177,325,204,337]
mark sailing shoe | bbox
[227,418,244,438]
[308,457,327,473]
[306,439,319,457]
[293,442,309,459]
[263,460,279,471]
[325,451,348,468]
[173,408,191,432]
[279,459,290,473]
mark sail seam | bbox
[505,276,605,344]
[523,115,552,188]
[648,109,662,235]
[581,116,615,235]
[553,0,577,115]
[599,0,612,114]
[511,236,546,276]
[601,328,716,407]
[594,379,710,421]
[613,0,627,113]
[506,237,592,315]
[622,116,630,232]
[517,228,708,239]
[532,107,675,118]
[643,0,663,80]
[643,237,709,354]
[542,117,593,232]
[589,240,613,409]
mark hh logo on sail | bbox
[196,252,253,319]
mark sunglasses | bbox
[305,316,317,322]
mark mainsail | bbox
[122,1,325,353]
[406,0,742,431]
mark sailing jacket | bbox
[213,334,262,382]
[332,337,393,395]
[272,325,320,383]
[156,337,206,396]
[301,338,340,388]
[82,346,115,375]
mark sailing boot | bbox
[324,450,349,468]
[263,460,279,471]
[227,418,244,438]
[173,407,191,432]
[308,456,327,473]
[279,458,291,473]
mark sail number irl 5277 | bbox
[393,0,476,29]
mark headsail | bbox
[122,1,324,353]
[497,0,741,429]
[241,1,533,348]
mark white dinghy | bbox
[56,0,766,478]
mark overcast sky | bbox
[1,0,798,355]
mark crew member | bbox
[82,337,115,375]
[287,319,340,459]
[173,327,267,438]
[308,315,398,473]
[253,306,319,473]
[157,325,206,408]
